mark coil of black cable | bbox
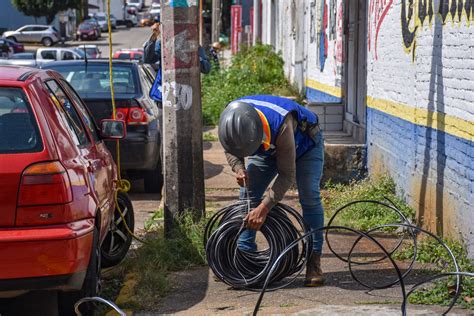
[204,200,312,291]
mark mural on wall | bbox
[368,0,394,60]
[329,0,337,40]
[401,0,473,60]
[319,0,328,71]
[333,0,344,81]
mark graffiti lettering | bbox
[368,0,394,60]
[319,0,328,71]
[401,0,473,59]
[163,82,193,110]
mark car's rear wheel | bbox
[42,37,53,47]
[126,21,133,28]
[101,192,134,268]
[7,36,16,42]
[144,163,163,193]
[58,227,101,316]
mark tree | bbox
[12,0,81,24]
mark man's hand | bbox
[236,169,248,187]
[244,203,269,230]
[150,23,161,41]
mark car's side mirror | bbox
[100,119,126,139]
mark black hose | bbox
[204,199,473,316]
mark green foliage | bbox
[126,213,207,309]
[394,238,474,309]
[12,0,81,24]
[322,175,415,231]
[201,44,303,125]
[203,132,218,142]
[143,208,164,232]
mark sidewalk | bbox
[132,138,471,315]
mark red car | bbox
[113,48,144,60]
[76,22,100,41]
[0,66,134,314]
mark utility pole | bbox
[211,0,221,43]
[252,0,261,45]
[161,1,205,233]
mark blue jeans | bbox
[238,132,325,254]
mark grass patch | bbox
[322,175,472,309]
[124,213,207,310]
[202,44,303,125]
[203,132,218,142]
[144,208,164,232]
[394,238,474,309]
[322,175,415,231]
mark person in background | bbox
[218,95,325,287]
[209,41,221,70]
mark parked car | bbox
[0,66,134,314]
[0,37,24,54]
[42,60,163,193]
[76,22,100,41]
[76,44,102,58]
[3,25,60,47]
[0,48,84,67]
[109,14,118,29]
[113,48,143,60]
[139,13,154,27]
[92,12,110,32]
[149,5,161,18]
[127,0,144,11]
[37,47,85,62]
[84,18,102,37]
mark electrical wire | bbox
[204,199,474,316]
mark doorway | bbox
[344,0,367,143]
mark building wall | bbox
[367,0,474,256]
[0,0,47,31]
[262,0,474,256]
[261,0,344,104]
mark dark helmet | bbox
[218,101,263,158]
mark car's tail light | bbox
[112,100,148,125]
[18,161,72,206]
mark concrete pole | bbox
[253,0,261,45]
[211,0,221,43]
[161,1,205,233]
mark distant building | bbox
[259,0,474,257]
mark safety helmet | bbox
[212,42,221,50]
[218,101,263,158]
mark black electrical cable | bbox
[204,199,474,316]
[204,200,312,291]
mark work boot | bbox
[304,253,325,287]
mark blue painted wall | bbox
[306,86,342,103]
[0,0,47,32]
[367,107,474,253]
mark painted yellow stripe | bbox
[367,96,474,142]
[305,79,343,98]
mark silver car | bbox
[3,25,60,47]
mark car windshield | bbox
[0,87,42,154]
[72,49,85,57]
[79,23,92,30]
[44,64,139,97]
[85,48,99,56]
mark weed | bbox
[201,44,303,125]
[322,175,415,231]
[394,238,473,309]
[203,132,218,142]
[124,213,208,309]
[144,208,164,232]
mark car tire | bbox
[144,163,163,193]
[126,21,133,28]
[7,36,16,42]
[42,37,53,47]
[58,227,101,316]
[101,192,134,268]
